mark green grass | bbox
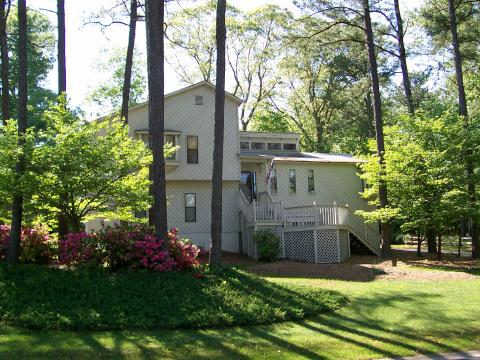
[1,268,480,359]
[0,264,345,330]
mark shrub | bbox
[60,224,200,272]
[58,232,100,266]
[0,264,347,330]
[0,225,53,264]
[168,228,200,270]
[254,229,280,262]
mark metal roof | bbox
[239,150,365,164]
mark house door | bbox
[240,171,257,203]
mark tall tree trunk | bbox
[209,0,226,266]
[56,0,68,240]
[363,0,391,258]
[0,0,9,124]
[426,225,437,253]
[121,0,137,125]
[8,0,27,266]
[393,0,414,115]
[145,0,168,247]
[448,0,479,259]
[57,0,66,94]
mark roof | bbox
[128,81,243,112]
[135,128,181,134]
[239,130,300,137]
[239,150,365,164]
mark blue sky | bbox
[30,0,424,118]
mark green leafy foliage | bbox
[254,230,280,262]
[0,264,347,330]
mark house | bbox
[87,81,380,263]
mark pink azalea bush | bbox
[58,223,200,272]
[58,232,99,266]
[0,224,53,264]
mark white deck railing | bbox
[238,191,380,255]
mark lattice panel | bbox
[255,225,284,258]
[338,229,350,262]
[284,231,316,263]
[316,229,340,263]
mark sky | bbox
[29,0,424,118]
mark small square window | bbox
[251,142,265,150]
[267,143,282,150]
[240,141,250,150]
[195,95,203,105]
[185,193,196,222]
[283,143,296,151]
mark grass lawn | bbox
[1,275,479,359]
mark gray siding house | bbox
[88,81,380,263]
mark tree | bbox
[8,0,28,265]
[121,0,138,124]
[362,0,391,257]
[145,0,168,246]
[447,0,479,258]
[31,102,152,231]
[88,47,146,117]
[6,7,56,130]
[57,0,66,94]
[209,0,226,267]
[0,0,10,124]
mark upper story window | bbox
[187,135,198,164]
[283,143,297,151]
[165,134,176,160]
[251,142,265,150]
[267,142,282,151]
[307,169,315,193]
[240,141,250,150]
[289,169,296,194]
[195,95,203,105]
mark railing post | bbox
[334,201,338,225]
[253,199,257,223]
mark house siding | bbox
[269,162,370,212]
[127,85,240,181]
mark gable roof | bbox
[128,81,243,112]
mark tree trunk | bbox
[57,0,66,94]
[7,0,27,266]
[426,225,437,253]
[145,0,168,247]
[209,0,226,267]
[363,0,391,258]
[121,0,137,125]
[0,0,10,124]
[393,0,414,115]
[448,0,479,259]
[437,233,442,259]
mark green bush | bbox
[0,264,347,330]
[254,230,280,262]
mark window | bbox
[307,169,315,193]
[134,210,147,219]
[270,169,277,194]
[165,135,176,160]
[135,133,148,144]
[240,141,250,150]
[251,142,265,150]
[187,136,198,164]
[267,142,282,151]
[195,95,203,105]
[283,143,296,151]
[185,193,196,222]
[288,169,296,194]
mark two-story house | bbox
[88,81,380,263]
